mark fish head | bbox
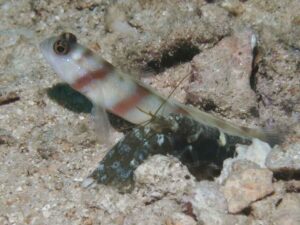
[40,32,100,88]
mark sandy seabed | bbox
[0,1,299,224]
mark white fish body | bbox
[40,33,280,146]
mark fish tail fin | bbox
[260,128,287,147]
[175,103,284,146]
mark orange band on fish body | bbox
[174,107,189,116]
[72,67,112,91]
[111,86,150,117]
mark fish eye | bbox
[53,39,70,55]
[53,32,77,55]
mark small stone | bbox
[165,213,197,225]
[187,181,228,215]
[236,139,272,168]
[0,128,15,145]
[0,215,9,225]
[251,181,286,221]
[37,147,57,160]
[134,155,196,201]
[271,193,300,225]
[186,181,226,223]
[81,186,135,215]
[82,217,93,225]
[217,159,259,184]
[217,140,271,184]
[284,180,300,192]
[221,0,245,16]
[185,181,248,225]
[222,166,274,213]
[123,199,181,225]
[0,91,20,106]
[54,180,64,190]
[266,143,300,172]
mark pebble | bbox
[134,155,196,201]
[266,143,300,172]
[222,164,274,213]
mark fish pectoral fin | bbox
[91,105,116,145]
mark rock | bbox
[216,158,237,185]
[123,199,183,225]
[236,139,272,168]
[0,128,15,145]
[102,1,230,73]
[79,186,137,224]
[250,181,300,224]
[266,143,300,173]
[221,0,245,16]
[141,63,191,104]
[165,212,197,225]
[187,181,228,215]
[186,30,258,120]
[251,181,286,222]
[271,193,300,225]
[216,148,270,184]
[284,180,300,192]
[185,181,226,224]
[222,164,274,213]
[134,155,196,201]
[216,139,272,184]
[230,0,300,49]
[185,181,248,225]
[255,44,300,131]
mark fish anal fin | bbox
[91,105,115,145]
